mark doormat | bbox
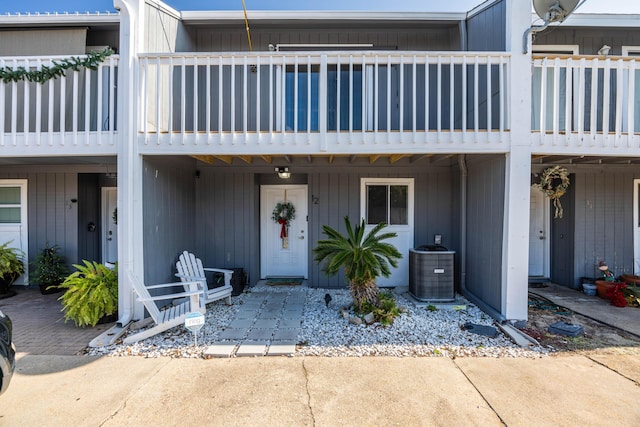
[266,277,303,286]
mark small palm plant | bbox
[313,216,402,310]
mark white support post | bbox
[502,0,532,321]
[114,0,145,324]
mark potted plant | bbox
[31,244,68,295]
[313,216,402,312]
[57,261,118,327]
[0,241,25,296]
[595,261,619,299]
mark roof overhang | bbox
[535,13,640,28]
[180,10,466,26]
[0,12,120,28]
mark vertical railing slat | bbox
[242,56,247,139]
[590,58,598,146]
[577,58,585,145]
[180,56,186,141]
[256,55,261,138]
[629,59,636,147]
[473,57,478,138]
[84,67,91,144]
[218,56,223,142]
[109,56,115,135]
[462,56,467,141]
[486,55,492,138]
[449,59,454,134]
[72,70,78,146]
[194,56,199,141]
[614,58,623,145]
[294,55,299,136]
[206,56,211,137]
[540,59,547,140]
[437,56,442,136]
[35,59,42,146]
[23,61,30,144]
[412,56,416,140]
[564,58,572,143]
[336,55,340,134]
[386,55,391,135]
[552,58,560,143]
[97,61,103,145]
[602,58,611,147]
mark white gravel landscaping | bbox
[87,285,547,358]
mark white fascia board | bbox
[532,13,640,28]
[467,0,502,19]
[0,12,120,26]
[180,10,466,23]
[145,0,180,21]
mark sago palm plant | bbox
[313,216,402,310]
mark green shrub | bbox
[31,244,68,293]
[58,261,118,327]
[355,291,403,326]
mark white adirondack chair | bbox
[124,271,206,344]
[175,251,233,305]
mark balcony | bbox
[0,55,119,155]
[138,52,510,155]
[532,55,640,155]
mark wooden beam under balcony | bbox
[192,155,216,165]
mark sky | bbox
[2,0,640,14]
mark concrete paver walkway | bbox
[0,287,113,355]
[205,288,305,357]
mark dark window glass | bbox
[367,185,387,224]
[389,185,408,225]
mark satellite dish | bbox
[524,0,581,53]
[533,0,580,24]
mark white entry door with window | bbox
[0,180,28,285]
[261,185,308,278]
[529,185,550,278]
[102,187,118,265]
[360,178,414,287]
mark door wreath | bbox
[534,166,570,218]
[272,201,296,248]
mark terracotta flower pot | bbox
[621,274,640,286]
[595,280,615,299]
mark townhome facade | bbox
[3,0,635,336]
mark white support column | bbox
[114,0,146,323]
[502,0,532,321]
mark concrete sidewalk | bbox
[2,353,640,426]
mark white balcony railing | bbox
[139,52,510,153]
[0,55,119,153]
[532,55,640,153]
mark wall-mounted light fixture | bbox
[276,166,290,179]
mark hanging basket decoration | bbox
[534,166,570,218]
[272,201,296,246]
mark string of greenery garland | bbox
[272,201,296,224]
[0,48,114,84]
[534,165,570,218]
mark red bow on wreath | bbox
[277,217,288,238]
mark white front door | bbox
[260,185,308,278]
[529,185,549,278]
[361,178,414,288]
[634,179,640,274]
[102,187,118,265]
[0,180,28,285]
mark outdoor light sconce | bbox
[276,166,290,179]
